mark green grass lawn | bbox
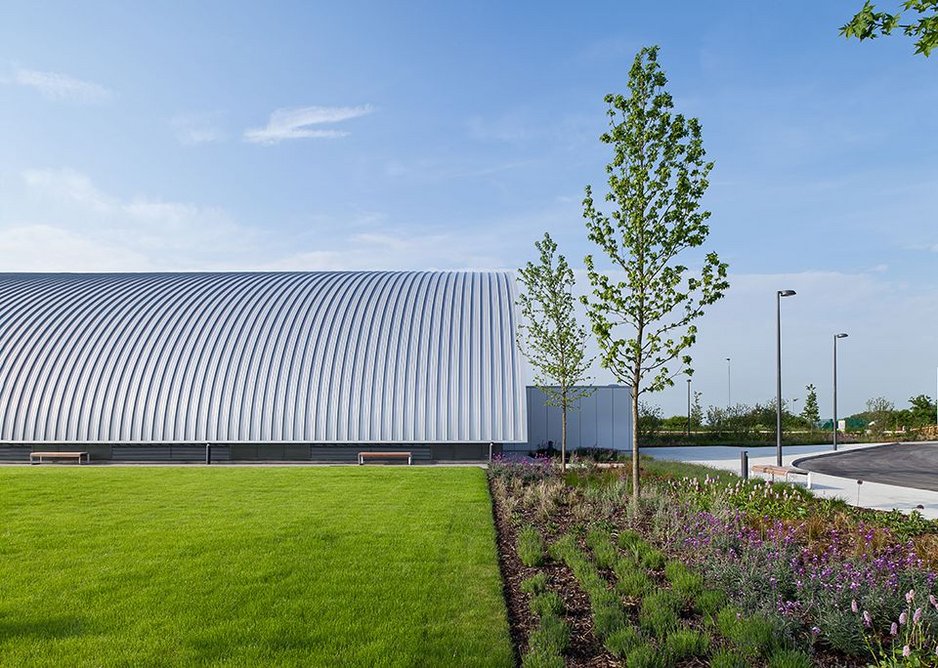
[0,466,512,667]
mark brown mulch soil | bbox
[489,476,617,667]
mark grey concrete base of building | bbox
[0,443,505,464]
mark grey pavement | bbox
[796,442,938,492]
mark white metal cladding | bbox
[0,271,526,443]
[520,385,632,451]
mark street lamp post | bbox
[686,378,692,437]
[726,357,731,408]
[833,333,848,451]
[776,289,797,466]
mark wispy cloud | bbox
[15,168,256,267]
[244,105,373,145]
[10,67,112,103]
[170,112,226,145]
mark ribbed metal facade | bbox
[0,271,526,444]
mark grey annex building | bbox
[0,271,630,463]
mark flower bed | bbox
[489,455,938,666]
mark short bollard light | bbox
[740,450,749,480]
[205,442,212,465]
[856,479,863,506]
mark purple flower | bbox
[906,589,916,604]
[914,607,923,623]
[903,645,911,657]
[900,611,908,625]
[891,622,898,636]
[931,594,938,608]
[811,626,821,636]
[863,611,872,627]
[851,599,858,613]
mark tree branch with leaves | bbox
[516,232,593,471]
[582,46,729,503]
[842,0,938,56]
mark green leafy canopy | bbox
[582,45,729,398]
[516,232,593,409]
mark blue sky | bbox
[1,2,936,418]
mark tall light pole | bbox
[776,289,796,466]
[833,333,848,451]
[686,378,692,437]
[726,357,731,408]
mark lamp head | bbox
[835,332,848,339]
[778,289,796,297]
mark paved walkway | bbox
[646,442,938,520]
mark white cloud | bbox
[11,67,112,103]
[244,105,373,145]
[170,113,225,145]
[11,168,258,269]
[22,168,114,211]
[0,224,152,271]
[258,229,509,272]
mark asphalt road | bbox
[796,442,938,493]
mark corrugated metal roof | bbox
[0,271,526,443]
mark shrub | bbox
[695,588,727,622]
[634,542,665,571]
[615,565,652,598]
[528,613,570,655]
[717,606,778,658]
[592,595,628,639]
[586,526,618,569]
[529,592,564,618]
[605,625,643,657]
[626,643,661,668]
[618,529,642,549]
[520,649,564,668]
[520,572,548,595]
[639,591,681,638]
[767,649,812,668]
[662,629,709,663]
[547,534,577,563]
[664,560,703,601]
[517,525,546,567]
[709,649,747,668]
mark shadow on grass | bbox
[0,614,90,642]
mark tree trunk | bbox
[561,403,567,473]
[631,385,640,505]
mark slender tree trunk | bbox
[631,385,640,505]
[561,403,567,473]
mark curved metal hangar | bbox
[0,271,526,462]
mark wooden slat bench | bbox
[358,451,412,465]
[751,464,809,485]
[30,451,89,465]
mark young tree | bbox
[841,1,938,56]
[801,383,820,428]
[864,396,896,437]
[517,232,593,471]
[582,46,729,503]
[691,391,703,429]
